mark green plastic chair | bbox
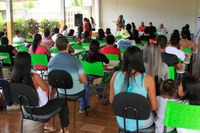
[141,40,148,45]
[0,52,11,65]
[168,66,175,80]
[105,54,119,60]
[82,42,90,47]
[120,49,126,54]
[41,44,51,52]
[50,48,58,53]
[115,35,122,39]
[13,42,23,45]
[25,38,33,43]
[31,54,48,78]
[163,101,200,132]
[183,48,192,53]
[68,39,76,43]
[98,40,106,44]
[71,44,83,50]
[17,46,29,52]
[82,61,104,77]
[136,43,141,47]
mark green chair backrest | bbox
[178,58,182,62]
[183,48,192,53]
[68,39,76,43]
[50,48,58,53]
[105,54,119,60]
[17,46,29,52]
[82,61,104,77]
[0,52,11,65]
[82,42,90,47]
[136,43,141,47]
[25,38,33,43]
[13,42,23,45]
[31,54,48,67]
[115,35,122,39]
[141,40,148,45]
[98,40,106,44]
[164,101,200,130]
[168,66,175,80]
[71,44,83,50]
[120,49,126,54]
[92,34,98,39]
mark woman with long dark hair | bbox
[10,52,70,133]
[29,34,51,69]
[109,46,157,132]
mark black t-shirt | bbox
[139,35,151,41]
[82,52,109,64]
[161,52,179,66]
[0,45,15,65]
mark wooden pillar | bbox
[60,0,66,29]
[6,0,14,44]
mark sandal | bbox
[58,128,70,133]
[44,126,56,133]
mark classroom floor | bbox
[0,93,119,133]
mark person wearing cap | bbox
[117,29,136,49]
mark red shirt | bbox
[101,45,121,60]
[138,26,145,32]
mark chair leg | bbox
[42,123,45,133]
[20,118,23,133]
[74,101,76,129]
[83,96,88,116]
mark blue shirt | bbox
[117,39,134,49]
[114,71,147,131]
[48,52,84,95]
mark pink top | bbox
[29,45,48,70]
[41,36,54,47]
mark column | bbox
[6,0,14,44]
[60,0,66,29]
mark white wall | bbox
[99,0,200,39]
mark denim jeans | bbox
[79,75,90,109]
[0,79,13,106]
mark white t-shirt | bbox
[52,34,59,42]
[155,96,176,133]
[62,30,68,36]
[37,87,48,107]
[157,28,168,36]
[13,36,25,43]
[166,46,185,61]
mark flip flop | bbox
[44,127,56,133]
[58,128,70,133]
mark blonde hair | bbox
[143,43,163,81]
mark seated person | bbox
[11,52,70,132]
[140,27,152,41]
[48,36,89,113]
[166,34,186,61]
[12,30,25,43]
[179,30,196,52]
[51,27,60,43]
[101,35,121,60]
[138,22,145,32]
[81,31,92,43]
[41,28,54,47]
[109,46,156,132]
[0,37,18,67]
[105,28,112,36]
[0,78,20,110]
[29,34,51,70]
[157,35,183,70]
[96,29,106,41]
[82,40,109,64]
[67,29,81,43]
[117,29,135,49]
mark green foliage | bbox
[14,18,28,38]
[23,1,36,9]
[72,0,84,6]
[0,21,6,32]
[40,19,60,34]
[14,18,39,38]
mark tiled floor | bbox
[0,94,119,133]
